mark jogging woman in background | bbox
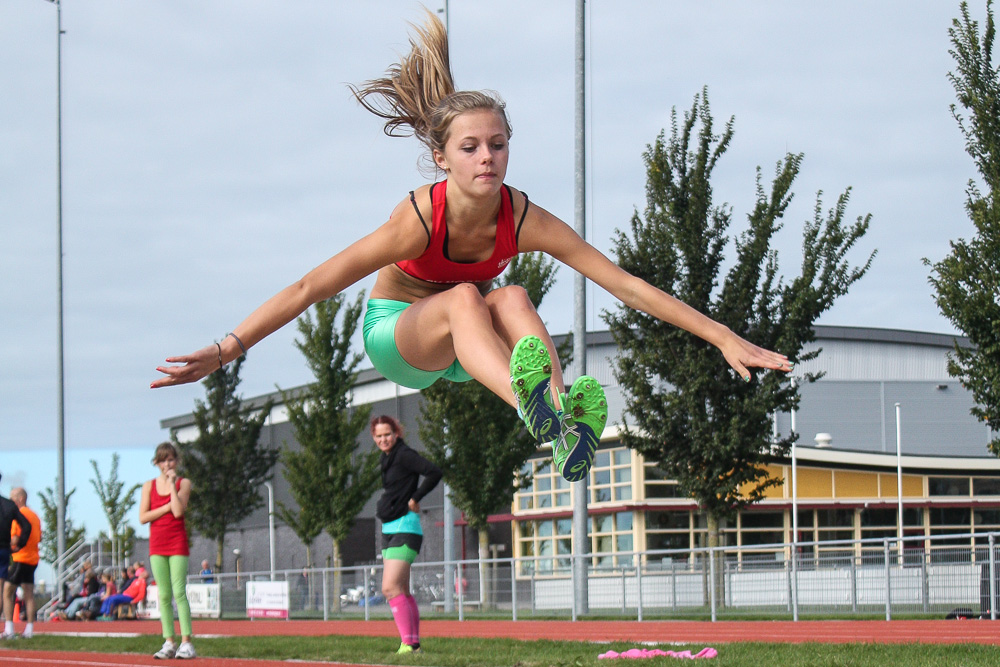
[152,11,791,483]
[371,415,441,654]
[139,442,195,660]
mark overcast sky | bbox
[0,1,984,544]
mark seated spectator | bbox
[117,565,134,593]
[79,571,117,620]
[56,567,99,620]
[99,567,147,618]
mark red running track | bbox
[1,617,999,666]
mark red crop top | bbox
[395,180,529,284]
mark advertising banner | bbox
[246,580,290,620]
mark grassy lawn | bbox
[4,634,1000,666]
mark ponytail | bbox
[351,10,512,161]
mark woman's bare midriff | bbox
[370,263,493,302]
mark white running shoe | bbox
[20,629,32,639]
[0,631,17,640]
[175,641,197,659]
[154,639,177,659]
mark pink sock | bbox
[388,595,413,646]
[404,594,420,645]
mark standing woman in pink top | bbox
[139,442,196,660]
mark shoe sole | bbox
[510,336,560,443]
[555,375,607,482]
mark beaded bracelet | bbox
[227,332,247,356]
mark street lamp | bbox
[233,548,242,583]
[263,481,276,581]
[895,403,904,553]
[39,0,67,596]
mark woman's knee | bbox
[447,282,488,307]
[382,583,404,599]
[485,284,533,313]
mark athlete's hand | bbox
[719,330,792,383]
[151,345,221,388]
[408,499,420,513]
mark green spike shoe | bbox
[552,375,607,482]
[510,335,562,443]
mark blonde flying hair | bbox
[351,9,512,162]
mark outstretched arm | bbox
[152,202,427,388]
[519,205,791,381]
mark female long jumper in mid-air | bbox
[151,11,791,482]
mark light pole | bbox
[263,481,276,581]
[895,403,903,555]
[40,0,67,596]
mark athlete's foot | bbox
[397,643,422,654]
[552,375,607,482]
[510,336,562,443]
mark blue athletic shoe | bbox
[510,335,562,443]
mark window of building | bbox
[739,511,784,548]
[591,449,632,504]
[644,463,683,498]
[590,511,635,569]
[517,517,573,575]
[516,459,571,512]
[646,510,693,558]
[929,477,970,496]
[929,506,974,560]
[811,509,855,561]
[973,478,1000,496]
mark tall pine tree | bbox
[927,0,1000,453]
[176,357,279,571]
[606,89,874,551]
[278,293,379,611]
[419,253,569,608]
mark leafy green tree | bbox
[927,0,1000,453]
[277,293,379,611]
[37,485,86,565]
[420,253,569,608]
[606,89,874,554]
[90,454,142,569]
[176,357,279,572]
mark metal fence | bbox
[190,530,1000,622]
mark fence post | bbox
[511,557,517,622]
[571,553,578,622]
[363,568,370,622]
[458,562,465,622]
[990,534,997,621]
[322,569,329,622]
[921,550,929,613]
[791,544,799,621]
[785,554,793,613]
[883,539,891,621]
[637,557,644,622]
[670,558,676,612]
[621,566,627,615]
[709,548,717,622]
[850,552,858,614]
[530,566,536,615]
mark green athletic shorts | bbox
[381,532,423,564]
[363,298,473,389]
